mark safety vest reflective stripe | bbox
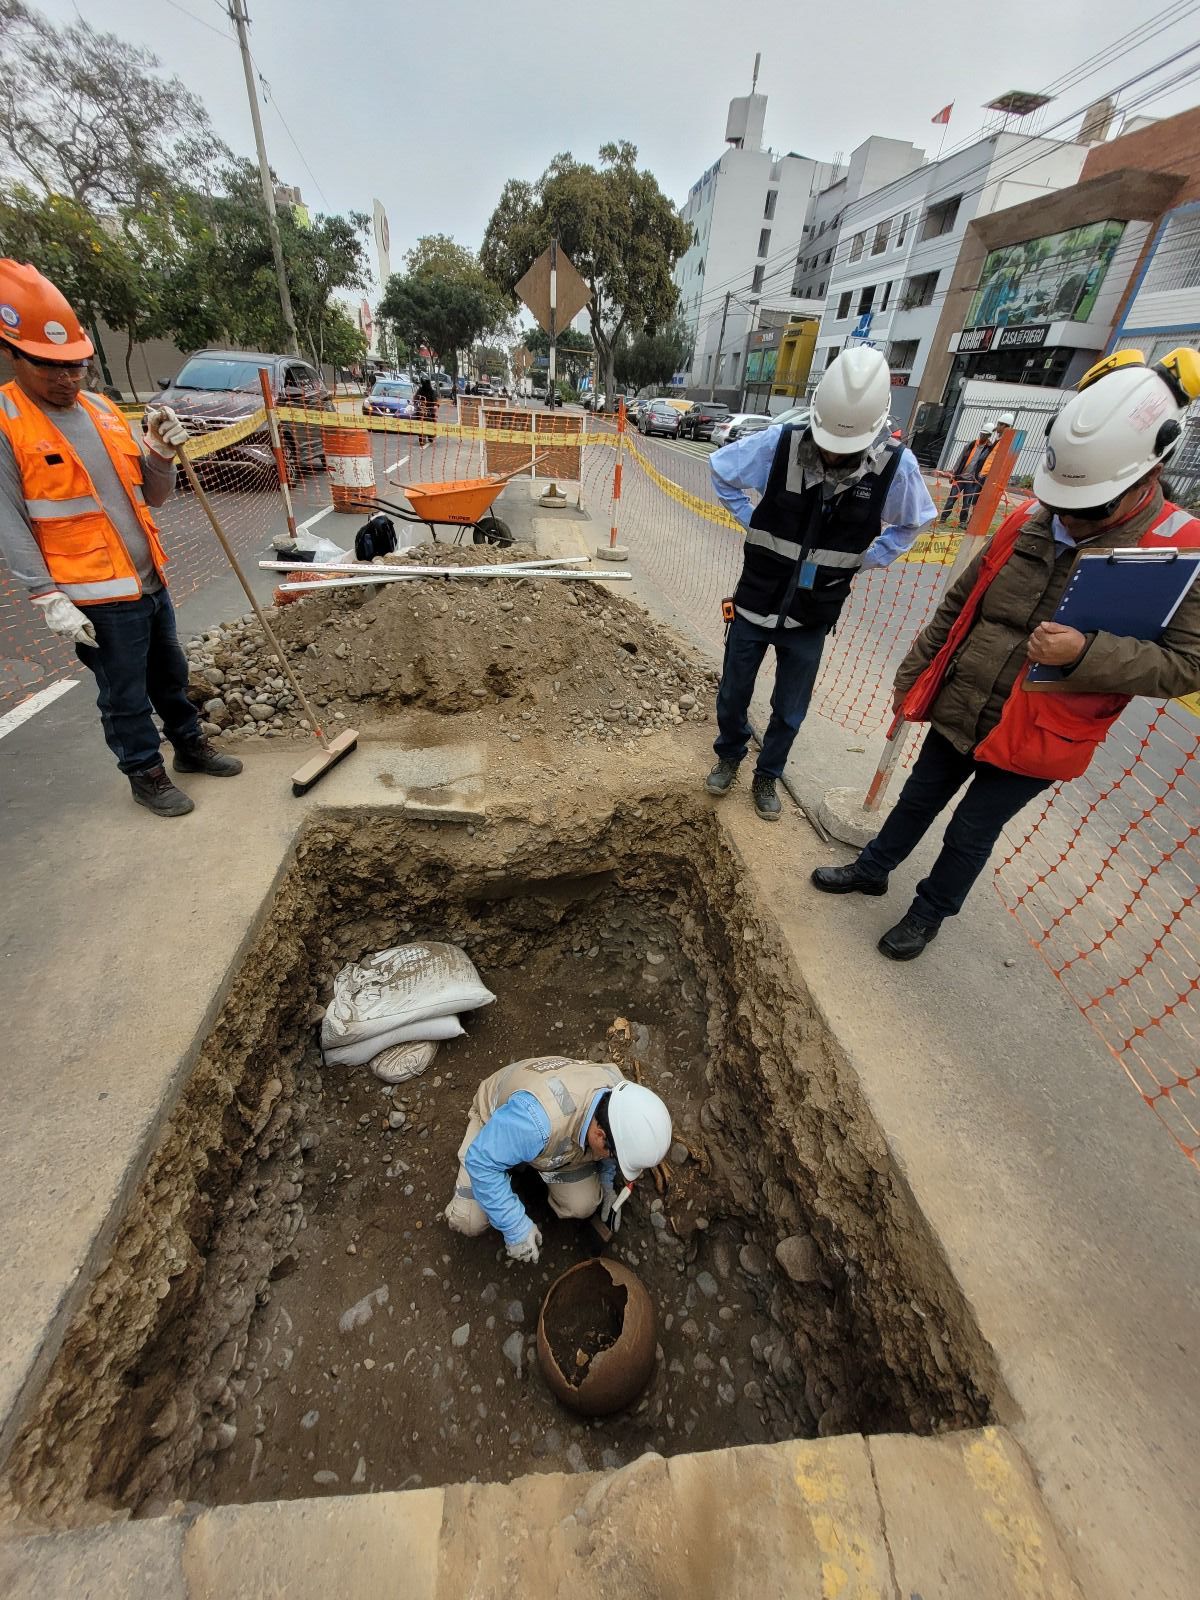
[807,547,865,568]
[60,575,142,602]
[1147,507,1195,540]
[26,494,105,519]
[730,603,806,630]
[0,392,18,420]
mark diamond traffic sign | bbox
[515,244,591,337]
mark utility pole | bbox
[229,0,301,357]
[548,236,558,405]
[708,291,731,401]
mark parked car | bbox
[710,411,774,449]
[638,399,683,438]
[771,405,811,429]
[436,373,455,397]
[363,376,415,418]
[678,401,731,441]
[153,350,333,479]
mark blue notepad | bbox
[1027,548,1200,686]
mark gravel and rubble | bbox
[184,542,717,746]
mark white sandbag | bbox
[322,942,495,1051]
[370,1039,439,1084]
[323,1013,464,1069]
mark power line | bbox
[250,54,331,211]
[680,12,1200,322]
[683,43,1200,328]
[160,0,233,39]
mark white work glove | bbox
[32,591,96,647]
[507,1224,543,1265]
[145,404,188,458]
[599,1185,623,1234]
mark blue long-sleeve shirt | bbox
[462,1090,616,1245]
[710,425,936,568]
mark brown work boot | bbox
[172,736,243,777]
[129,765,195,817]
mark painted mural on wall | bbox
[966,220,1126,330]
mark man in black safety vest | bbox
[707,347,936,819]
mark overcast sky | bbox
[34,0,1200,297]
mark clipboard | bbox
[1027,547,1200,686]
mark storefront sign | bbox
[957,326,996,354]
[997,323,1049,350]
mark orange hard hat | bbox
[0,260,94,362]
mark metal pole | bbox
[548,236,558,405]
[258,367,299,541]
[708,291,731,402]
[229,0,301,358]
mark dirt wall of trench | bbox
[0,797,1007,1529]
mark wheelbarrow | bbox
[354,454,550,547]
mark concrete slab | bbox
[183,1486,444,1599]
[311,741,485,821]
[0,1517,187,1600]
[870,1428,1082,1599]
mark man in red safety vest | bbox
[810,348,1200,960]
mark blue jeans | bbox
[714,612,829,779]
[75,589,201,775]
[857,729,1051,926]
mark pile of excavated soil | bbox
[185,542,716,745]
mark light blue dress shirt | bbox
[462,1089,616,1245]
[710,425,936,568]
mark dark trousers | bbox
[75,589,200,775]
[940,475,981,526]
[856,728,1051,926]
[714,612,829,779]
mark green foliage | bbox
[614,317,691,390]
[481,142,688,399]
[0,0,227,210]
[379,234,510,381]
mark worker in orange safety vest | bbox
[811,350,1200,960]
[0,260,242,816]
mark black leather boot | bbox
[878,912,940,961]
[810,861,889,896]
[705,757,739,795]
[173,737,243,777]
[751,773,782,821]
[129,765,195,817]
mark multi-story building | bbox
[674,91,838,397]
[790,136,928,302]
[810,132,1090,426]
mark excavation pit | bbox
[0,800,1003,1529]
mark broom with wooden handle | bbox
[173,443,358,794]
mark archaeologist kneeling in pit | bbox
[445,1058,672,1263]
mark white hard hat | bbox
[996,412,1015,428]
[810,347,892,453]
[1032,365,1186,510]
[606,1081,672,1182]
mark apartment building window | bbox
[920,195,961,241]
[817,280,826,296]
[758,228,771,258]
[857,285,876,315]
[849,231,865,263]
[836,291,852,320]
[879,280,892,311]
[895,210,911,247]
[823,249,832,265]
[751,264,765,292]
[886,339,919,371]
[826,345,840,368]
[871,219,890,255]
[901,270,938,309]
[764,189,778,220]
[791,265,805,296]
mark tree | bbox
[481,142,689,404]
[0,0,226,212]
[378,234,510,382]
[522,324,593,385]
[614,317,690,392]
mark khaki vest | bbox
[471,1057,626,1174]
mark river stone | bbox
[775,1234,825,1285]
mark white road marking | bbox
[0,676,79,741]
[384,454,410,477]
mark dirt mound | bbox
[186,542,716,744]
